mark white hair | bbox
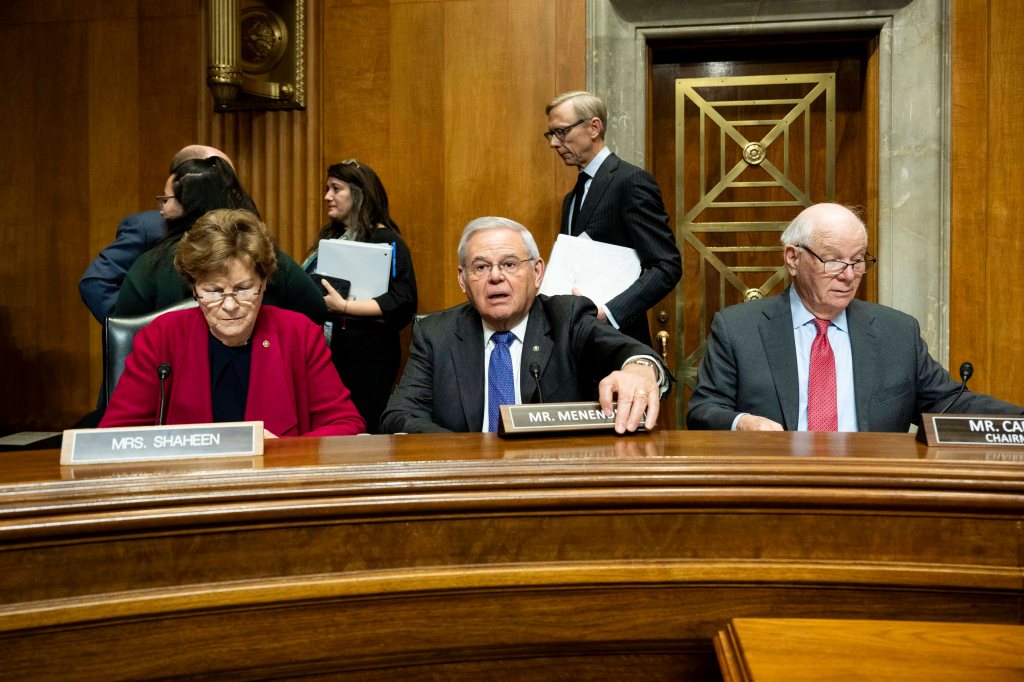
[457,217,540,264]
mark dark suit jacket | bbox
[686,289,1022,432]
[100,306,365,437]
[380,295,663,433]
[79,210,165,322]
[560,152,681,345]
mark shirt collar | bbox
[582,146,612,178]
[482,314,530,346]
[789,288,849,333]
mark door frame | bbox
[587,0,952,372]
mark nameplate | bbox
[918,413,1024,447]
[60,422,264,465]
[498,401,645,437]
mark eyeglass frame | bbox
[463,257,536,280]
[797,244,877,276]
[193,281,265,306]
[156,195,175,208]
[543,119,585,142]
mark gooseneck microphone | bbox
[157,363,172,426]
[939,361,974,414]
[529,362,544,403]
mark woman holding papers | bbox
[114,157,326,325]
[303,160,417,433]
[101,209,364,436]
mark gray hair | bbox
[458,217,540,265]
[546,91,607,139]
[780,203,867,247]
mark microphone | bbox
[939,361,973,414]
[157,363,172,426]
[529,362,544,403]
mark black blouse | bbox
[208,332,252,423]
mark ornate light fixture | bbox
[207,0,305,111]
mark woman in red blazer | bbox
[101,209,364,437]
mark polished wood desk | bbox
[0,431,1021,680]
[715,618,1024,681]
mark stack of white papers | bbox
[539,234,641,306]
[316,239,393,300]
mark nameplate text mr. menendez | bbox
[499,401,646,437]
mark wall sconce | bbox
[207,0,305,111]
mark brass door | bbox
[648,34,879,426]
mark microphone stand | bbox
[157,363,171,426]
[938,362,974,414]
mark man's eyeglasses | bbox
[464,257,534,280]
[194,282,264,306]
[156,195,175,208]
[543,119,585,142]
[798,245,877,276]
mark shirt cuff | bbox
[731,413,748,431]
[602,304,620,329]
[621,355,669,397]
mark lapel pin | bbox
[262,340,270,348]
[532,345,540,352]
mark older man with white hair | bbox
[687,203,1022,432]
[381,216,669,434]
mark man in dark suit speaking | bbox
[545,91,681,346]
[381,217,669,434]
[687,203,1022,432]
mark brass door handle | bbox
[657,330,669,365]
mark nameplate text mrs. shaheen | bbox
[60,421,264,465]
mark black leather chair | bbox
[102,299,198,406]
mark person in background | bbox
[303,160,417,433]
[101,209,364,436]
[687,203,1023,432]
[114,157,326,324]
[544,90,681,346]
[79,145,234,322]
[380,216,668,434]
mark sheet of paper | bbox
[0,431,61,446]
[539,234,641,306]
[315,239,393,300]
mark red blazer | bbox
[101,305,365,436]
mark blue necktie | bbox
[488,331,516,432]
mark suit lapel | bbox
[519,300,553,403]
[572,153,618,236]
[560,191,573,234]
[846,299,878,431]
[451,307,486,431]
[169,310,215,425]
[759,290,800,430]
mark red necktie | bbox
[807,318,838,431]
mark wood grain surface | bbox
[0,431,1021,679]
[716,617,1024,681]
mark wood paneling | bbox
[0,0,584,430]
[0,432,1022,678]
[717,619,1024,681]
[318,0,585,312]
[390,2,446,312]
[951,0,1024,404]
